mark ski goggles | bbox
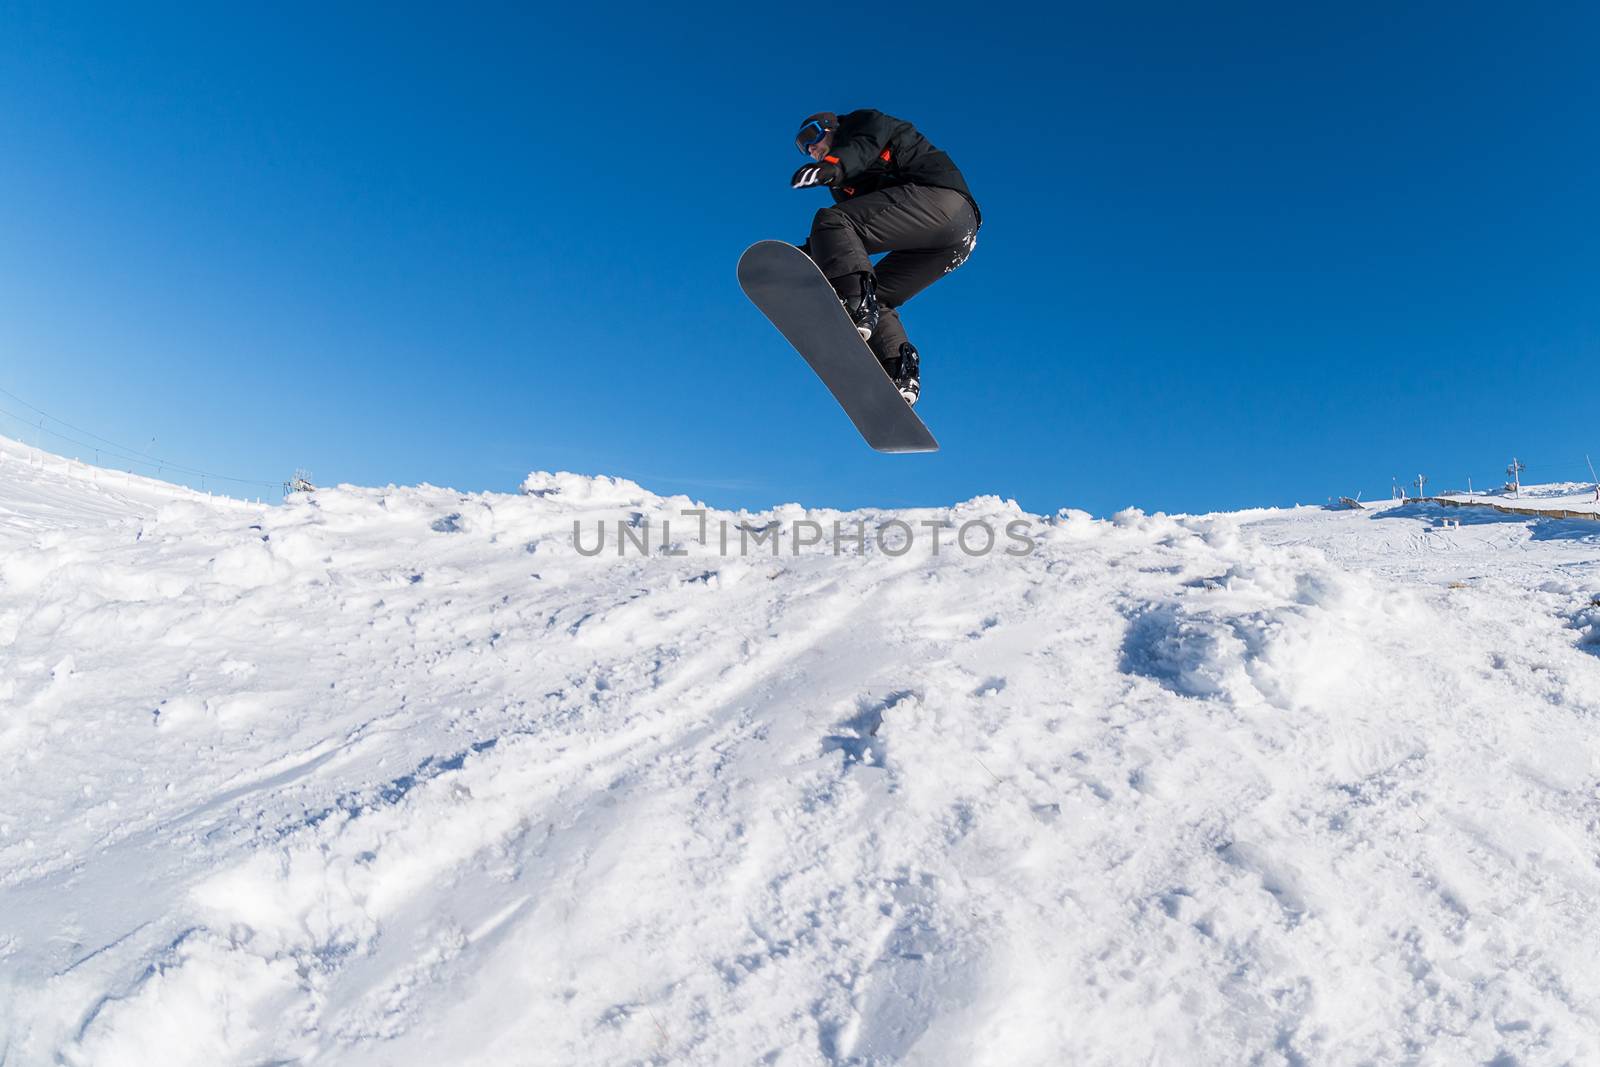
[795,119,832,155]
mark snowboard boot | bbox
[835,273,880,341]
[882,341,920,406]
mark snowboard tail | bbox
[738,240,938,454]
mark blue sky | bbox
[2,2,1597,516]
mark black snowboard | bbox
[738,240,938,454]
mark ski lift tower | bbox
[284,468,317,495]
[1506,457,1525,496]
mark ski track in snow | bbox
[2,436,1600,1065]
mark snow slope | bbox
[3,433,1600,1066]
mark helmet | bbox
[795,112,839,155]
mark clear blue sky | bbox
[3,2,1597,515]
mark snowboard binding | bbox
[839,273,880,341]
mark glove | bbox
[790,161,841,189]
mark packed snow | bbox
[3,432,1600,1066]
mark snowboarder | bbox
[791,110,980,406]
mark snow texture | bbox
[3,433,1600,1065]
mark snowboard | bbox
[737,240,938,454]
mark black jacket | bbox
[822,109,980,225]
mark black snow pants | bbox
[803,184,978,361]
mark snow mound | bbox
[520,469,667,509]
[3,436,1600,1065]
